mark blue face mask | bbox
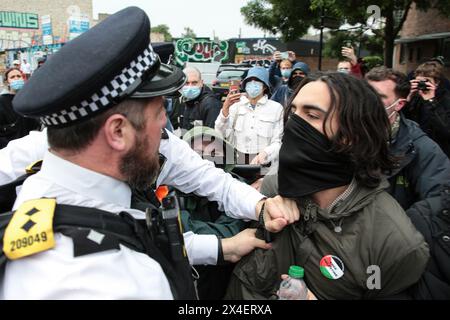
[281,69,292,78]
[10,79,25,91]
[245,81,264,99]
[337,68,350,74]
[181,86,201,101]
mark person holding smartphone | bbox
[268,50,297,90]
[215,67,283,167]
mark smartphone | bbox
[280,51,289,60]
[344,40,353,48]
[229,80,240,93]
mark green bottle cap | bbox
[288,265,304,279]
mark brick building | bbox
[0,0,93,74]
[0,0,93,47]
[393,2,450,77]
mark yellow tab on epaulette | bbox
[25,160,43,174]
[3,198,56,260]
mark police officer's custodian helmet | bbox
[13,6,186,128]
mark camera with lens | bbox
[417,80,429,92]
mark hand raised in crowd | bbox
[221,228,272,263]
[273,50,282,62]
[250,151,268,165]
[221,90,241,117]
[341,46,357,66]
[287,51,297,62]
[409,78,437,102]
[256,196,300,233]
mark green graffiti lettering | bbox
[175,38,229,64]
[0,11,39,29]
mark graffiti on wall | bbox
[252,39,277,54]
[175,38,229,65]
[0,11,39,29]
[232,38,283,57]
[0,29,34,50]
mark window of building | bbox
[443,38,450,66]
[399,44,406,64]
[408,46,414,62]
[416,46,422,62]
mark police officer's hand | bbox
[257,196,300,233]
[222,228,272,263]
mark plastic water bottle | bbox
[277,265,308,300]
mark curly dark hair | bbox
[283,72,394,188]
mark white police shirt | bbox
[214,95,283,162]
[0,129,263,222]
[1,151,174,299]
[0,129,265,293]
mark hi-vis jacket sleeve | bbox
[158,130,264,221]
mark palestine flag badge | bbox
[320,255,344,280]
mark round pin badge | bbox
[320,255,345,280]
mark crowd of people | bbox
[0,6,449,300]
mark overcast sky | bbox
[92,0,272,40]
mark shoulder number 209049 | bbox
[10,232,48,252]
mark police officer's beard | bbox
[119,132,160,191]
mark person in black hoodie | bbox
[170,66,221,134]
[403,61,450,158]
[0,68,40,149]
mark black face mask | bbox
[289,75,304,90]
[278,113,354,198]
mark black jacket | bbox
[405,183,450,299]
[403,88,450,158]
[0,93,40,149]
[387,116,450,211]
[171,86,221,131]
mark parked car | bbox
[242,59,271,68]
[215,63,252,77]
[212,67,250,99]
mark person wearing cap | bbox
[0,7,299,300]
[271,61,310,108]
[215,67,284,167]
[12,60,20,69]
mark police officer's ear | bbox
[102,113,135,152]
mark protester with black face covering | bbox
[270,62,310,108]
[226,73,430,300]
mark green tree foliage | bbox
[241,0,320,41]
[181,27,197,39]
[152,24,173,41]
[241,0,450,67]
[323,31,383,60]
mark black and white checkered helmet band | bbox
[41,44,158,126]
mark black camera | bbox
[417,80,429,92]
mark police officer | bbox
[0,7,298,299]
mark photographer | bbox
[403,61,450,157]
[268,50,297,90]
